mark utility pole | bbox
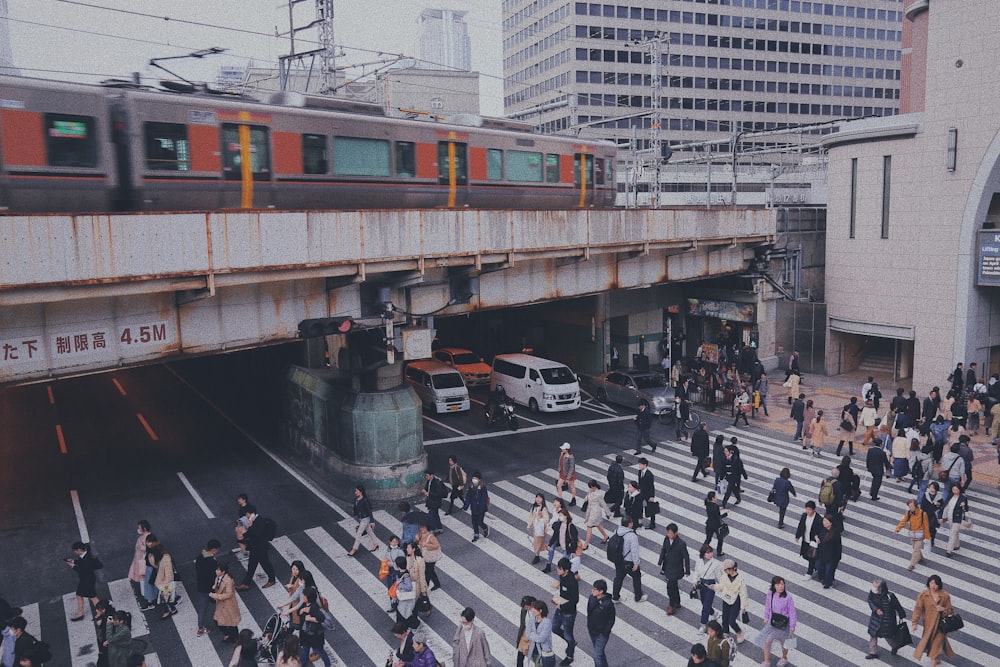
[627,33,669,208]
[280,0,337,94]
[316,0,337,94]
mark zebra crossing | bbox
[17,425,1000,666]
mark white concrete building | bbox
[418,9,472,71]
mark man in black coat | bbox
[236,508,277,590]
[865,443,892,501]
[790,393,806,442]
[720,444,747,508]
[552,557,580,665]
[922,389,939,427]
[794,501,823,578]
[636,458,656,529]
[689,422,711,482]
[634,402,656,455]
[587,580,616,666]
[605,455,625,517]
[657,523,691,616]
[422,470,447,533]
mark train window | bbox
[574,154,593,187]
[44,113,97,168]
[487,149,503,181]
[395,141,416,178]
[507,150,543,182]
[545,154,560,183]
[144,122,190,171]
[333,136,391,176]
[595,158,605,185]
[222,124,271,180]
[302,134,328,174]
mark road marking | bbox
[56,424,67,454]
[136,413,159,441]
[64,593,99,667]
[169,581,224,667]
[424,414,633,445]
[176,472,216,519]
[422,414,467,436]
[21,603,40,641]
[112,377,127,396]
[165,365,351,520]
[108,578,149,637]
[144,655,161,667]
[69,490,90,543]
[47,385,55,404]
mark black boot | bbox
[542,564,552,573]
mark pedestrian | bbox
[634,402,656,454]
[805,409,826,457]
[235,509,278,591]
[865,578,906,660]
[757,576,796,667]
[705,621,732,666]
[770,468,797,529]
[859,400,878,445]
[543,509,578,574]
[297,587,331,667]
[657,523,691,616]
[836,396,860,456]
[551,557,578,666]
[587,580,615,667]
[794,501,822,580]
[611,517,647,603]
[103,610,131,667]
[911,575,957,667]
[228,629,257,667]
[688,642,721,667]
[525,600,556,667]
[690,422,712,482]
[194,539,220,636]
[674,395,692,441]
[733,387,751,426]
[384,538,405,614]
[144,537,179,619]
[754,372,770,417]
[622,481,644,531]
[865,441,892,501]
[398,502,429,547]
[636,458,656,529]
[210,562,240,643]
[704,490,728,557]
[890,429,911,481]
[417,525,443,591]
[720,445,746,508]
[818,469,843,518]
[790,394,806,442]
[395,630,438,667]
[234,493,251,562]
[451,607,492,667]
[605,455,625,517]
[346,484,378,557]
[93,599,115,667]
[939,482,969,557]
[710,559,748,644]
[275,561,306,624]
[581,480,612,549]
[815,514,842,589]
[527,493,550,565]
[445,454,467,516]
[967,394,982,435]
[939,443,966,505]
[462,472,491,542]
[389,621,415,665]
[868,381,883,410]
[422,469,447,533]
[692,543,723,633]
[393,558,417,629]
[837,455,861,509]
[712,435,726,484]
[65,541,102,621]
[405,542,430,621]
[556,442,579,506]
[956,435,974,492]
[277,635,301,667]
[128,520,152,610]
[515,595,537,667]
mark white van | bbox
[404,360,470,414]
[490,353,581,413]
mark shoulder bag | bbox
[938,613,964,634]
[767,487,777,503]
[717,521,730,539]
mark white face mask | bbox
[472,478,480,485]
[872,585,880,594]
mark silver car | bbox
[592,370,674,414]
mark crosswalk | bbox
[15,425,1000,666]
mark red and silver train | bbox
[0,75,618,214]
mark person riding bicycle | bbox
[486,385,510,425]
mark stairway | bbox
[858,352,895,374]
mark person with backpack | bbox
[906,439,934,500]
[609,517,647,604]
[865,578,906,660]
[104,610,132,667]
[704,620,733,667]
[66,541,102,622]
[817,471,842,523]
[865,439,892,501]
[896,498,931,570]
[956,435,974,492]
[939,443,967,506]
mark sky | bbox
[5,0,504,115]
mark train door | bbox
[574,153,594,207]
[437,140,468,207]
[221,122,272,208]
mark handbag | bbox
[739,403,752,414]
[581,500,589,513]
[301,619,322,637]
[156,583,176,604]
[806,545,817,559]
[770,612,790,630]
[938,613,964,634]
[742,610,750,624]
[387,580,400,600]
[645,500,660,517]
[717,522,730,539]
[378,558,391,581]
[766,488,777,503]
[891,621,913,650]
[416,593,432,614]
[840,418,854,431]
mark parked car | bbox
[433,347,492,387]
[591,370,674,414]
[404,360,470,413]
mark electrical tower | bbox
[279,0,337,94]
[626,33,669,207]
[316,0,336,94]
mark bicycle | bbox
[658,407,700,430]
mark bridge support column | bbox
[280,365,425,502]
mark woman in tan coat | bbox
[211,562,241,643]
[128,520,152,609]
[911,574,957,666]
[417,524,443,591]
[808,410,828,457]
[149,538,178,619]
[406,541,430,622]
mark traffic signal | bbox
[298,317,353,338]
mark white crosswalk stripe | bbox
[107,578,150,637]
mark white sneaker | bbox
[697,624,707,634]
[636,594,648,603]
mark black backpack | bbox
[606,532,625,563]
[256,516,277,542]
[911,456,925,480]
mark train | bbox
[0,75,618,214]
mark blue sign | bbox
[978,230,1000,286]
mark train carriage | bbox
[0,75,617,214]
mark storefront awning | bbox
[828,316,914,341]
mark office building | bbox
[419,9,472,71]
[503,0,903,145]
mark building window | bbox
[849,157,857,239]
[881,155,891,239]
